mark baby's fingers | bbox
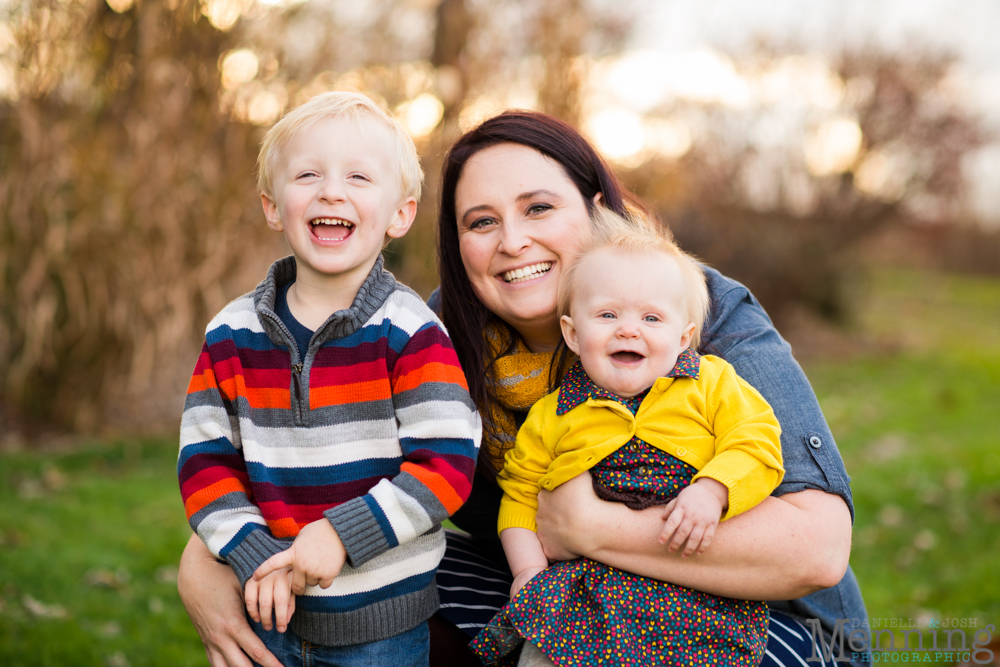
[696,522,718,555]
[659,503,683,545]
[681,523,707,557]
[667,514,694,553]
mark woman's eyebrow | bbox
[516,189,559,202]
[460,204,494,223]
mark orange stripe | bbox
[393,362,468,393]
[184,478,249,518]
[267,517,302,539]
[244,386,290,410]
[310,379,392,408]
[187,368,219,394]
[402,463,463,514]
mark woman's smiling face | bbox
[455,143,594,352]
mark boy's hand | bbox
[253,519,347,595]
[659,478,729,557]
[510,566,546,598]
[245,567,295,633]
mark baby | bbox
[471,207,785,667]
[178,91,479,666]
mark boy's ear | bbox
[560,315,581,355]
[262,193,283,232]
[680,322,695,350]
[385,197,418,240]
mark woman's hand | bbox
[537,474,852,601]
[178,534,283,667]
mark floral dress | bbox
[470,359,769,667]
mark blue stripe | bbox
[244,458,404,487]
[178,437,239,471]
[220,523,267,558]
[206,324,276,351]
[365,495,397,548]
[399,437,477,458]
[294,570,435,613]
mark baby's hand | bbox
[245,566,295,632]
[254,519,347,595]
[510,566,546,598]
[659,478,729,557]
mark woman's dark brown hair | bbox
[436,110,635,475]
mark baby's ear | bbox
[680,322,696,349]
[560,315,581,355]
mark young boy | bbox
[178,91,480,665]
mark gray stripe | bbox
[189,491,256,531]
[395,471,448,524]
[325,496,392,567]
[225,529,292,585]
[393,382,477,412]
[232,396,397,430]
[291,580,439,646]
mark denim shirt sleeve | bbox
[701,266,855,522]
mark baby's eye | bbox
[643,315,661,323]
[600,312,616,319]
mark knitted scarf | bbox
[483,326,576,472]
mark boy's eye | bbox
[350,173,370,181]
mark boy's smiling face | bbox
[560,247,696,398]
[262,114,416,289]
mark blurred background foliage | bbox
[0,0,996,433]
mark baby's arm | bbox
[659,478,729,556]
[500,528,549,597]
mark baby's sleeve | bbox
[693,361,785,520]
[496,398,555,534]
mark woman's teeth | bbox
[503,262,552,284]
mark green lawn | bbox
[0,268,997,664]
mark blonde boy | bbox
[179,92,479,665]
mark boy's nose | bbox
[318,179,346,202]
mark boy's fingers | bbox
[254,552,294,582]
[319,575,335,589]
[290,568,307,596]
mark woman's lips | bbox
[502,262,553,284]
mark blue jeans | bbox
[249,617,429,667]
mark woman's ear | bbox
[592,192,603,207]
[560,315,581,355]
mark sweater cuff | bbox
[324,497,390,568]
[225,529,292,586]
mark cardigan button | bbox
[655,378,669,391]
[677,447,687,456]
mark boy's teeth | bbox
[504,262,552,284]
[312,218,353,227]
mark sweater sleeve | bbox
[692,361,785,520]
[323,322,481,568]
[177,340,290,585]
[495,398,554,534]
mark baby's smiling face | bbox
[560,247,695,398]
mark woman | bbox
[178,111,866,667]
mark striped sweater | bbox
[178,255,480,646]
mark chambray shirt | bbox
[430,266,868,647]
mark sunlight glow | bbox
[586,109,645,162]
[220,49,258,90]
[854,149,907,202]
[804,117,863,176]
[396,93,443,138]
[106,0,135,13]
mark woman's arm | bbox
[178,534,283,667]
[536,473,851,601]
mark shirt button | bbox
[809,435,823,448]
[638,467,650,477]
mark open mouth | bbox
[611,351,645,364]
[311,218,354,241]
[503,262,552,284]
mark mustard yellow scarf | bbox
[483,326,576,471]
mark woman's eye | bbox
[527,203,552,216]
[469,217,497,230]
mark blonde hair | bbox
[558,206,710,350]
[256,91,423,203]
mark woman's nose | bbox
[497,220,531,256]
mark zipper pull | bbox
[292,363,303,373]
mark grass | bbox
[0,267,998,664]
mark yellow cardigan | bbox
[497,355,784,534]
